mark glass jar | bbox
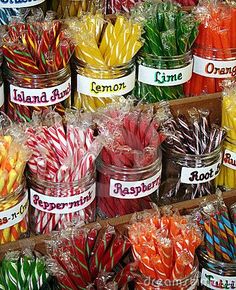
[135,258,199,290]
[0,181,29,245]
[50,0,103,18]
[185,47,236,96]
[136,51,193,103]
[0,0,47,25]
[4,65,71,122]
[96,153,162,219]
[72,58,135,112]
[198,249,236,290]
[159,145,223,204]
[216,137,236,190]
[28,169,96,235]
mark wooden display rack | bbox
[0,92,232,258]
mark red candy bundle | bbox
[46,223,137,289]
[128,208,203,289]
[96,102,165,218]
[185,1,236,96]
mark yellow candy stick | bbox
[7,169,18,194]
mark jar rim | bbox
[162,143,222,159]
[97,150,162,174]
[0,178,26,203]
[198,248,236,268]
[73,56,135,71]
[138,50,192,61]
[4,64,70,79]
[27,169,94,188]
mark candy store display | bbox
[68,13,142,112]
[195,196,236,289]
[96,101,165,218]
[46,223,136,289]
[50,0,103,18]
[0,116,30,244]
[216,81,236,189]
[26,110,103,234]
[185,1,236,96]
[158,102,225,204]
[128,208,202,289]
[133,1,199,102]
[0,248,51,289]
[3,16,74,122]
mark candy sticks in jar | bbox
[158,102,225,204]
[67,13,143,112]
[26,110,103,234]
[96,101,165,218]
[2,16,75,122]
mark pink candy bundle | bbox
[26,110,103,234]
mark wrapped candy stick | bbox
[46,223,133,289]
[186,1,236,96]
[128,208,202,288]
[96,101,165,218]
[26,109,103,234]
[67,13,142,112]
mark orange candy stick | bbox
[140,254,156,279]
[171,252,191,280]
[157,238,173,278]
[151,254,168,280]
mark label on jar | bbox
[0,194,28,230]
[109,169,161,199]
[0,83,4,108]
[180,159,222,184]
[30,183,96,214]
[223,148,236,170]
[138,61,193,86]
[201,268,236,289]
[77,70,135,97]
[193,55,236,78]
[10,78,71,107]
[0,0,45,8]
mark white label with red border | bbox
[0,0,45,8]
[193,55,236,78]
[180,159,222,184]
[0,83,4,108]
[223,149,236,170]
[77,70,135,97]
[0,194,28,230]
[109,169,161,199]
[138,62,193,86]
[10,78,71,107]
[30,183,96,214]
[201,268,236,289]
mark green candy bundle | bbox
[0,249,50,290]
[133,1,199,102]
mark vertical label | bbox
[201,268,236,289]
[0,194,28,230]
[0,0,45,8]
[109,169,161,199]
[223,149,236,170]
[0,83,4,108]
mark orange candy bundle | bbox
[128,209,203,288]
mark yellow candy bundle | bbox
[67,13,143,112]
[216,81,236,189]
[0,118,30,244]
